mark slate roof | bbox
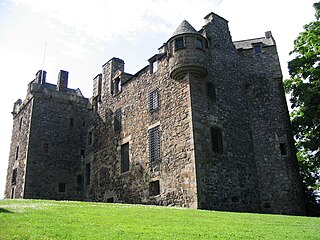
[233,36,275,50]
[172,20,199,37]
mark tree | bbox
[284,2,320,215]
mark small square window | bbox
[149,180,160,196]
[175,37,185,50]
[58,183,66,192]
[254,45,262,54]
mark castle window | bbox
[114,77,121,94]
[149,89,159,112]
[149,126,160,162]
[12,169,17,185]
[15,146,19,160]
[85,163,91,185]
[211,127,223,154]
[114,108,122,132]
[206,82,216,101]
[149,180,160,196]
[70,118,74,127]
[58,183,66,193]
[88,132,93,145]
[254,45,262,54]
[121,142,130,173]
[80,149,85,159]
[175,37,185,50]
[43,143,49,153]
[152,61,158,73]
[195,38,203,49]
[19,117,23,131]
[82,120,86,127]
[280,143,287,155]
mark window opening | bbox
[254,45,262,54]
[70,118,74,127]
[114,78,121,94]
[149,89,159,112]
[121,142,130,173]
[19,117,23,131]
[43,143,49,153]
[149,126,160,162]
[86,163,91,185]
[58,183,66,192]
[211,127,223,154]
[195,38,203,49]
[149,180,160,196]
[114,109,122,132]
[15,146,19,160]
[280,143,287,155]
[175,37,185,50]
[12,169,17,185]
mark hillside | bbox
[0,199,319,239]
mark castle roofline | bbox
[102,57,124,68]
[233,32,275,50]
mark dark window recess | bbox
[149,180,160,196]
[206,82,216,100]
[70,118,74,127]
[149,127,160,162]
[43,143,49,153]
[114,78,121,94]
[114,109,122,131]
[280,143,287,155]
[82,120,86,127]
[77,175,83,185]
[88,132,93,145]
[254,45,262,54]
[121,143,130,173]
[85,163,91,185]
[211,127,223,154]
[12,169,17,185]
[175,37,184,50]
[11,188,15,199]
[15,146,19,160]
[149,89,159,112]
[19,117,23,131]
[58,183,66,193]
[195,38,203,49]
[107,197,114,203]
[80,149,85,158]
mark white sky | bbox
[0,0,316,198]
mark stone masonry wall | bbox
[5,97,34,199]
[23,85,88,200]
[89,56,198,208]
[240,45,305,215]
[190,14,261,212]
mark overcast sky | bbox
[0,0,316,198]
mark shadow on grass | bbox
[0,208,13,213]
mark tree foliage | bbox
[284,2,320,214]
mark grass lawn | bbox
[0,199,319,239]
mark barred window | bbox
[114,108,122,131]
[211,127,223,154]
[149,126,160,162]
[121,143,130,173]
[149,89,159,112]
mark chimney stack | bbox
[35,70,47,84]
[57,70,68,92]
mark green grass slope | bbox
[0,199,319,239]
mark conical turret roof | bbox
[172,20,198,37]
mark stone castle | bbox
[5,13,305,215]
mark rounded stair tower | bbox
[168,20,208,80]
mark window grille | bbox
[149,126,160,162]
[149,89,159,112]
[114,109,122,131]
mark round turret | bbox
[168,20,208,80]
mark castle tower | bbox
[167,20,208,80]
